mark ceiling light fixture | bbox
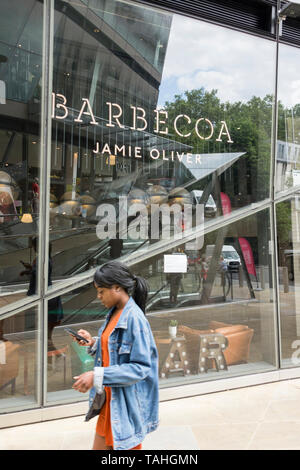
[21,213,33,223]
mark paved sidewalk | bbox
[2,378,300,450]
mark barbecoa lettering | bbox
[52,93,233,143]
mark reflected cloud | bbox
[278,44,300,107]
[158,15,275,106]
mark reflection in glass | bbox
[0,0,44,309]
[49,0,275,287]
[276,197,300,367]
[46,284,107,401]
[0,306,38,411]
[47,208,277,399]
[277,44,300,193]
[141,209,276,385]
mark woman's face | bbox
[94,284,121,309]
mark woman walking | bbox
[71,261,159,450]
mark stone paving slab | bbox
[2,379,300,450]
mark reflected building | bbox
[2,0,300,427]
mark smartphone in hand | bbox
[64,327,89,343]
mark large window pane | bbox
[143,208,277,385]
[46,285,105,402]
[0,0,44,309]
[0,305,39,412]
[277,44,300,193]
[46,208,276,402]
[49,0,275,287]
[276,196,300,367]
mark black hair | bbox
[93,261,148,313]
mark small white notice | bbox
[0,80,6,104]
[293,170,300,187]
[164,254,187,273]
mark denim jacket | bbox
[86,296,159,450]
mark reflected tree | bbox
[163,88,274,204]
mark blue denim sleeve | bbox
[102,321,152,387]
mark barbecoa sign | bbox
[52,93,233,143]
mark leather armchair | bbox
[208,321,254,366]
[0,341,20,394]
[178,321,254,373]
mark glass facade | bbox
[276,197,300,368]
[0,305,40,410]
[0,0,299,416]
[277,44,300,194]
[0,0,44,311]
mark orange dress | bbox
[96,309,142,450]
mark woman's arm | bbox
[94,323,153,391]
[73,318,156,394]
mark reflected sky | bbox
[158,15,276,107]
[278,43,300,108]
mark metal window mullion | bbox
[270,3,279,204]
[0,294,41,318]
[40,0,54,300]
[36,300,43,406]
[279,38,300,50]
[269,0,282,370]
[0,299,40,322]
[42,298,49,405]
[36,200,275,301]
[123,199,274,268]
[38,198,275,300]
[272,200,283,368]
[39,0,54,407]
[274,185,300,203]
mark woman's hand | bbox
[72,371,94,393]
[75,329,95,347]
